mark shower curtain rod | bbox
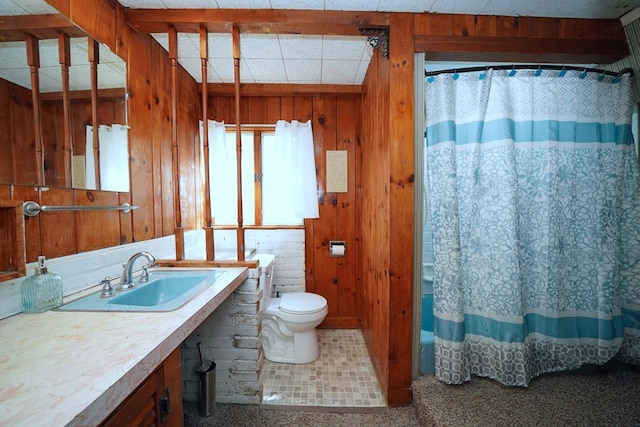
[424,64,633,77]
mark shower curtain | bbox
[424,68,640,386]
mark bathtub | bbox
[420,263,435,374]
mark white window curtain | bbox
[85,124,129,191]
[201,120,255,225]
[85,125,96,190]
[268,120,319,219]
[98,125,129,192]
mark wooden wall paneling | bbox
[518,17,542,38]
[12,185,41,262]
[0,185,10,199]
[496,16,520,38]
[280,96,294,121]
[39,186,76,259]
[247,97,266,123]
[293,97,313,123]
[360,50,391,402]
[213,96,232,122]
[414,13,454,36]
[128,32,156,243]
[75,190,120,252]
[0,81,12,183]
[475,15,497,37]
[8,83,36,185]
[416,14,628,63]
[40,101,65,187]
[70,99,92,158]
[335,96,359,327]
[311,96,338,319]
[151,43,174,238]
[453,14,476,37]
[387,13,414,406]
[119,192,133,244]
[264,97,281,124]
[0,199,26,280]
[177,65,200,231]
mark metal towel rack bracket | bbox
[23,201,138,217]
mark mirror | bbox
[0,9,128,191]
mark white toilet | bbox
[259,256,328,364]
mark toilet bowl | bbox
[259,257,328,364]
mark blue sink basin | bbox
[58,270,223,312]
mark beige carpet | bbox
[412,368,640,427]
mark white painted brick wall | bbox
[182,229,306,405]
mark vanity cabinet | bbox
[100,347,183,427]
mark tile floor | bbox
[261,329,387,411]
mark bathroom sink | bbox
[57,269,223,312]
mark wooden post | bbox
[233,25,245,261]
[88,38,101,189]
[200,27,215,260]
[26,34,44,186]
[169,27,185,260]
[58,33,73,188]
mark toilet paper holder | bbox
[329,241,346,257]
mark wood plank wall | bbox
[0,0,201,264]
[360,51,391,401]
[207,93,362,328]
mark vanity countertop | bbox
[0,267,248,427]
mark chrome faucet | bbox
[117,251,156,291]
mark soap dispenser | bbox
[21,256,63,313]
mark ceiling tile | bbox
[38,67,60,92]
[322,36,368,61]
[324,0,380,11]
[269,0,324,9]
[321,59,361,84]
[215,0,271,8]
[0,42,28,69]
[245,58,285,82]
[240,34,281,59]
[177,33,200,57]
[285,59,321,82]
[279,35,323,60]
[118,0,169,7]
[177,56,202,81]
[0,1,31,14]
[0,0,57,14]
[38,39,59,68]
[376,0,435,12]
[431,0,491,15]
[207,34,233,59]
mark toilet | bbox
[259,256,328,364]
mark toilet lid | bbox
[279,292,327,315]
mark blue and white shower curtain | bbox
[425,68,640,386]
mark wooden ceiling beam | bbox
[0,14,84,41]
[125,9,389,35]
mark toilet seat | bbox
[279,292,327,315]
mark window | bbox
[208,129,304,226]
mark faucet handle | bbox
[139,265,151,283]
[99,277,115,298]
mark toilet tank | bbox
[252,254,275,311]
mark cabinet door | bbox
[101,368,164,427]
[100,347,183,427]
[162,347,184,427]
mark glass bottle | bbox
[21,256,63,313]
